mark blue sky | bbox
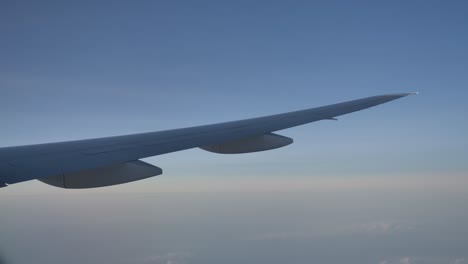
[1,1,468,263]
[1,0,467,179]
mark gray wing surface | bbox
[0,93,415,188]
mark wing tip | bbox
[382,92,419,99]
[394,92,419,96]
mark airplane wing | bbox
[0,93,416,189]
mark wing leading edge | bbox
[0,93,416,188]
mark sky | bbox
[1,0,468,263]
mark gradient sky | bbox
[1,1,468,264]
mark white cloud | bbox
[245,231,311,241]
[399,257,412,264]
[378,257,466,264]
[138,251,192,264]
[377,257,414,264]
[355,221,414,235]
[247,220,414,241]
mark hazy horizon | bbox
[2,173,468,264]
